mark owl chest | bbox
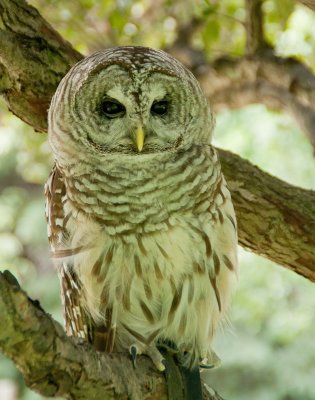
[69,213,211,325]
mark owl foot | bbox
[129,344,165,371]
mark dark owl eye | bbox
[99,98,126,118]
[151,100,168,116]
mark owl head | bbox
[48,46,214,164]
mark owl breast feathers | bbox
[45,46,238,370]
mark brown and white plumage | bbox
[45,46,238,369]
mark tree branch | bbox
[0,270,221,400]
[198,53,315,153]
[0,0,314,281]
[245,0,266,54]
[297,0,315,11]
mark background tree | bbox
[0,0,314,399]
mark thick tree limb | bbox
[199,53,315,152]
[0,0,314,281]
[0,0,82,132]
[219,149,315,282]
[0,270,221,400]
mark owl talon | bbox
[157,339,179,354]
[144,346,166,371]
[129,344,139,369]
[199,361,215,369]
[199,354,220,370]
[162,358,170,378]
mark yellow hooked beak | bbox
[136,125,144,152]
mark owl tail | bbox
[160,349,203,400]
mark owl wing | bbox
[45,165,116,351]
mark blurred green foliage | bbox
[0,0,315,399]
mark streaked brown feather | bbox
[137,235,147,256]
[217,208,224,224]
[227,214,237,230]
[169,283,183,321]
[202,233,212,257]
[134,254,142,277]
[223,255,235,271]
[140,300,155,323]
[193,261,205,274]
[209,275,221,312]
[51,245,87,258]
[154,260,163,280]
[91,252,104,277]
[143,279,153,300]
[213,251,220,275]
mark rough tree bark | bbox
[0,0,314,399]
[0,0,82,131]
[220,149,315,281]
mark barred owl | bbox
[45,46,238,372]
